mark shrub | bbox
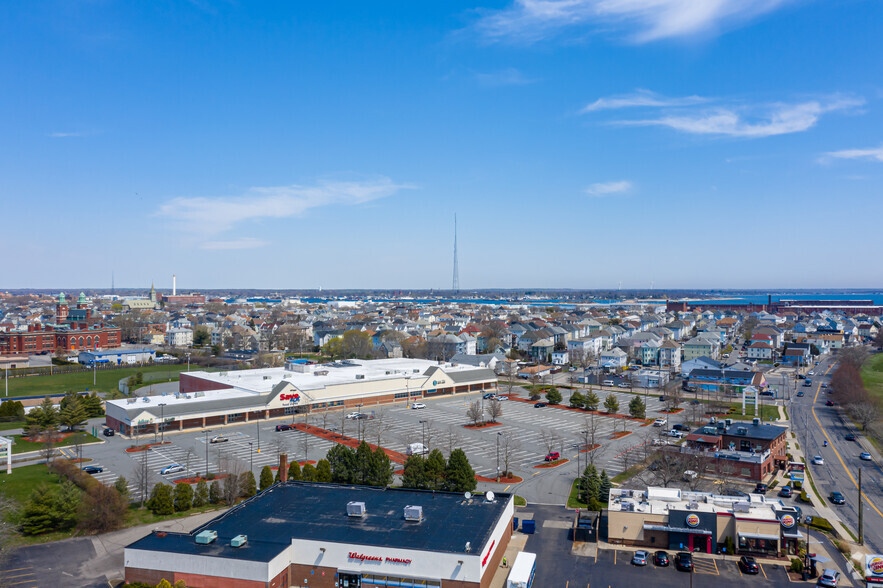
[173,482,193,512]
[148,483,174,515]
[259,466,274,492]
[790,557,804,573]
[193,481,209,507]
[209,481,222,504]
[20,482,80,535]
[79,483,128,533]
[835,540,851,556]
[48,458,100,493]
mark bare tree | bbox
[485,400,503,423]
[650,452,683,488]
[369,409,394,447]
[683,453,710,491]
[273,435,289,463]
[39,428,57,465]
[220,453,245,505]
[132,449,151,506]
[665,386,683,413]
[184,448,195,475]
[540,429,560,456]
[445,425,462,456]
[466,401,484,426]
[500,434,521,477]
[848,401,880,432]
[502,361,518,395]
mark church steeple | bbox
[149,283,156,303]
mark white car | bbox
[653,418,667,427]
[812,455,824,465]
[160,464,185,475]
[346,412,363,420]
[410,402,426,410]
[666,430,685,438]
[495,395,508,401]
[617,383,630,388]
[652,438,671,446]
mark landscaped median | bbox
[12,431,100,454]
[534,458,569,468]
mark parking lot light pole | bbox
[496,432,502,481]
[257,420,261,453]
[249,442,254,474]
[159,403,167,443]
[204,429,211,476]
[419,420,427,457]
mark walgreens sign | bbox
[348,552,412,565]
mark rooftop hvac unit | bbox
[737,427,748,436]
[725,419,733,426]
[688,501,699,510]
[403,505,423,521]
[263,375,272,380]
[752,417,761,426]
[230,534,247,548]
[355,374,365,380]
[735,502,751,513]
[413,369,419,373]
[347,501,367,517]
[195,530,217,544]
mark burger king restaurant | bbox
[608,487,803,557]
[866,554,883,585]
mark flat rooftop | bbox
[127,483,512,563]
[609,487,781,521]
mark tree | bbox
[874,329,883,349]
[259,466,274,492]
[0,400,25,422]
[628,396,646,419]
[584,389,600,411]
[173,482,194,512]
[315,459,333,483]
[287,461,302,481]
[599,470,612,502]
[114,475,129,499]
[26,396,59,433]
[848,401,879,432]
[424,449,447,490]
[443,449,477,493]
[540,429,561,456]
[193,326,211,346]
[301,463,317,482]
[500,434,521,478]
[604,394,619,415]
[239,471,257,498]
[355,441,374,485]
[401,455,427,489]
[322,337,344,360]
[369,447,393,487]
[341,330,374,358]
[193,480,209,507]
[59,392,87,432]
[209,481,222,504]
[20,482,80,535]
[132,450,151,507]
[82,392,104,417]
[76,482,127,534]
[466,401,484,426]
[569,390,585,409]
[326,444,357,484]
[546,388,563,405]
[485,400,503,423]
[148,483,174,515]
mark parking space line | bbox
[759,562,767,579]
[0,568,32,574]
[1,572,35,580]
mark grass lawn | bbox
[11,431,100,454]
[125,502,227,527]
[701,401,780,421]
[0,463,60,505]
[514,495,527,507]
[567,478,588,509]
[861,353,883,404]
[0,421,25,432]
[4,364,188,398]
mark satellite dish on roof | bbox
[486,491,495,502]
[464,492,472,500]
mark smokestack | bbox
[279,453,288,482]
[173,274,176,296]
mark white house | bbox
[166,328,193,347]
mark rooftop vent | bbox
[347,501,367,517]
[688,501,700,510]
[737,427,748,436]
[735,502,752,513]
[195,530,217,544]
[355,374,365,380]
[403,505,423,521]
[752,417,760,426]
[725,418,733,426]
[230,534,247,548]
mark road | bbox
[789,353,883,554]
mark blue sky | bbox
[2,0,881,291]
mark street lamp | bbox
[419,420,427,457]
[204,429,211,476]
[249,442,254,474]
[158,403,167,443]
[496,432,502,481]
[256,419,261,453]
[186,352,191,372]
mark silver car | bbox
[817,569,840,587]
[632,550,649,566]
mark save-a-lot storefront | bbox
[125,482,514,588]
[609,487,802,557]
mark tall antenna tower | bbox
[452,214,460,292]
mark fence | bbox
[3,359,182,380]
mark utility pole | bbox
[859,466,864,545]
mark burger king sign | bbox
[686,514,701,528]
[780,514,796,529]
[866,555,883,583]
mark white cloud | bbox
[474,0,792,44]
[200,238,269,251]
[48,131,92,138]
[582,89,707,113]
[585,180,632,196]
[473,67,538,86]
[157,177,414,236]
[601,95,863,138]
[823,145,883,163]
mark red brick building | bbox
[0,292,121,356]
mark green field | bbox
[861,353,883,404]
[11,431,100,454]
[0,463,60,505]
[3,364,188,398]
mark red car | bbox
[275,424,292,431]
[545,451,560,462]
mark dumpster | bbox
[513,517,519,531]
[521,519,536,534]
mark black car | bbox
[826,400,835,406]
[830,491,846,505]
[754,483,768,494]
[82,465,104,474]
[722,488,750,498]
[673,424,691,432]
[845,433,857,441]
[739,556,759,574]
[275,424,292,432]
[797,374,806,380]
[654,551,670,567]
[102,428,115,437]
[675,552,693,572]
[534,402,547,408]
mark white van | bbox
[406,443,428,456]
[602,380,615,386]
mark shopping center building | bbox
[104,358,497,436]
[124,482,514,588]
[607,486,803,556]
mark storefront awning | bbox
[782,529,804,539]
[643,524,712,535]
[738,532,780,541]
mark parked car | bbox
[817,569,840,587]
[410,402,426,410]
[825,400,835,406]
[631,550,649,566]
[722,488,750,498]
[808,370,815,376]
[683,470,698,481]
[754,483,768,494]
[812,455,824,465]
[830,491,846,505]
[102,428,115,437]
[845,433,857,441]
[602,380,615,386]
[617,383,630,388]
[797,391,805,397]
[275,424,292,432]
[860,452,873,461]
[346,412,364,420]
[209,435,228,444]
[653,551,670,566]
[652,418,667,427]
[673,424,691,432]
[666,429,685,438]
[738,556,759,574]
[651,438,671,446]
[544,451,560,462]
[675,552,693,572]
[483,393,497,400]
[161,464,185,475]
[82,465,104,474]
[534,402,547,408]
[778,486,792,498]
[797,374,806,380]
